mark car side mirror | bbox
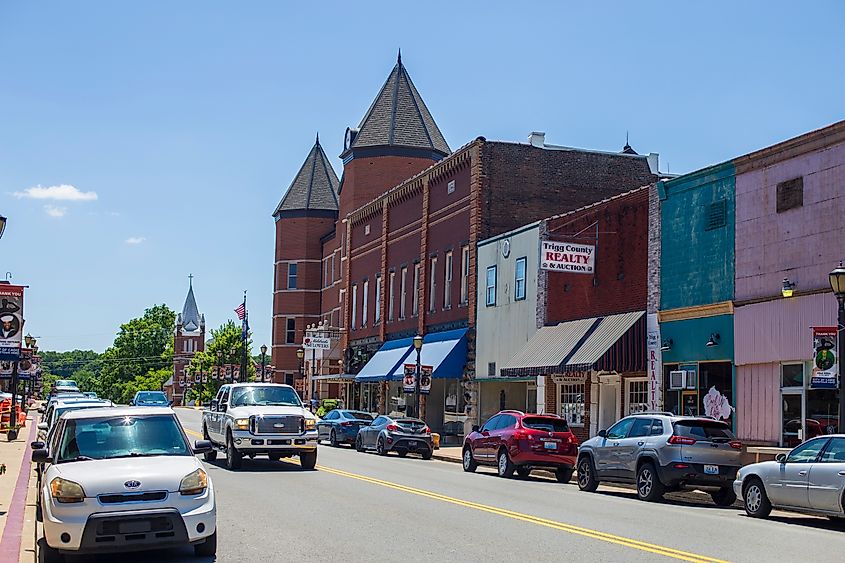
[598,429,607,438]
[211,399,218,411]
[129,400,135,406]
[193,440,213,454]
[168,400,174,406]
[38,407,45,414]
[31,449,51,464]
[219,403,227,412]
[775,453,787,463]
[31,441,45,450]
[37,422,48,431]
[471,424,480,433]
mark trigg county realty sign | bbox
[540,241,595,274]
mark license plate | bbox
[704,465,719,475]
[544,442,558,450]
[408,441,417,447]
[119,520,151,534]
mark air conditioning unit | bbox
[669,370,685,390]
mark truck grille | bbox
[252,415,303,434]
[98,491,167,504]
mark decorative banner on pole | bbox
[403,364,416,394]
[0,285,24,360]
[420,365,433,395]
[17,349,34,381]
[540,241,595,274]
[646,313,663,411]
[811,326,838,389]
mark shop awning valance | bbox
[565,311,644,371]
[354,340,413,382]
[500,318,600,376]
[355,328,469,383]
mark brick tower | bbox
[271,135,339,385]
[171,277,205,405]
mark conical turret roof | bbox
[348,53,450,156]
[273,135,340,216]
[181,279,201,333]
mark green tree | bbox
[39,350,101,395]
[185,320,254,404]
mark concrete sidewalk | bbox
[0,409,38,563]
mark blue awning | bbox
[354,339,413,382]
[355,329,469,383]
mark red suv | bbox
[462,410,578,482]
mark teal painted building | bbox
[658,163,736,423]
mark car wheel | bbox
[225,433,242,470]
[330,430,339,447]
[355,435,364,452]
[397,450,408,458]
[743,478,772,518]
[377,437,387,456]
[421,448,433,460]
[39,539,63,563]
[711,487,737,507]
[636,462,665,502]
[202,426,217,462]
[462,447,477,472]
[555,467,574,484]
[300,450,317,470]
[577,456,599,492]
[497,448,515,478]
[516,466,531,479]
[268,453,282,461]
[194,530,217,557]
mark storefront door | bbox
[598,381,618,433]
[781,393,803,448]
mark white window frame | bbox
[460,245,470,306]
[514,257,527,301]
[388,271,396,321]
[485,265,497,306]
[351,285,358,329]
[330,254,335,284]
[625,378,649,416]
[429,256,437,313]
[400,267,407,319]
[559,382,585,427]
[447,180,456,194]
[412,263,420,317]
[444,251,453,309]
[374,275,382,324]
[362,280,369,327]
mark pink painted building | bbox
[733,121,845,446]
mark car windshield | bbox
[673,420,734,441]
[346,411,374,421]
[522,417,570,433]
[230,386,301,407]
[56,414,191,462]
[56,381,77,387]
[136,392,168,403]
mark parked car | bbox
[356,415,433,458]
[734,434,845,519]
[42,393,86,414]
[317,409,374,446]
[82,392,98,399]
[52,380,80,394]
[130,391,171,407]
[577,413,742,505]
[202,383,318,470]
[462,411,578,482]
[31,406,216,561]
[39,399,114,441]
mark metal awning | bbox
[312,373,356,382]
[356,329,469,383]
[355,340,413,382]
[565,311,644,369]
[500,318,599,374]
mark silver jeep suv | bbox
[576,413,741,505]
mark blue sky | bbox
[1,1,843,352]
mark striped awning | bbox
[499,318,599,376]
[565,311,645,372]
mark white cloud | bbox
[44,205,67,218]
[125,236,146,245]
[13,184,98,201]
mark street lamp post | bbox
[229,347,237,384]
[0,215,7,240]
[829,262,845,433]
[413,335,423,419]
[260,344,267,382]
[216,349,223,388]
[297,348,305,398]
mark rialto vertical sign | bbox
[646,313,663,411]
[540,241,595,274]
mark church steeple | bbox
[179,275,202,333]
[273,136,339,218]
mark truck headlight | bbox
[304,418,316,431]
[235,418,250,430]
[50,477,85,503]
[179,468,208,496]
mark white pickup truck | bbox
[201,383,318,470]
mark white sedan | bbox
[33,406,216,561]
[734,434,845,520]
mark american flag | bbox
[234,302,246,320]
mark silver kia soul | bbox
[576,413,742,505]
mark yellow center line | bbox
[184,426,728,563]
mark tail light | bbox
[673,463,689,469]
[729,440,743,450]
[668,435,696,445]
[340,421,354,427]
[423,426,431,434]
[386,424,399,431]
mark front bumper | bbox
[231,429,318,452]
[43,488,215,553]
[657,463,740,489]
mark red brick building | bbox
[271,55,659,437]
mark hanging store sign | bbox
[303,336,331,350]
[540,241,595,274]
[0,284,24,361]
[403,364,433,394]
[811,326,838,389]
[646,313,664,411]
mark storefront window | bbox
[782,364,804,388]
[626,379,649,415]
[559,383,585,426]
[443,380,466,437]
[779,362,840,447]
[662,362,733,424]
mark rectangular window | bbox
[351,285,358,329]
[705,199,727,231]
[323,259,328,288]
[330,255,335,284]
[429,257,437,313]
[487,362,496,377]
[777,177,804,213]
[559,382,585,426]
[514,257,527,301]
[447,180,456,194]
[362,280,369,326]
[285,318,296,344]
[287,262,298,289]
[400,267,408,319]
[460,245,470,305]
[388,272,396,321]
[374,275,382,324]
[626,378,649,415]
[412,264,420,316]
[444,251,453,309]
[485,265,497,306]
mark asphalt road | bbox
[50,407,845,563]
